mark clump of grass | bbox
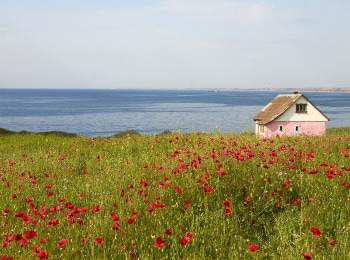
[37,130,78,137]
[111,129,141,138]
[0,127,18,136]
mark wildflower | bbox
[24,230,36,239]
[248,244,258,252]
[95,236,104,244]
[33,246,49,259]
[302,251,312,260]
[180,237,189,245]
[47,219,59,226]
[293,198,300,204]
[281,179,290,188]
[154,236,164,248]
[223,199,231,207]
[129,251,136,259]
[127,216,135,224]
[25,197,33,203]
[57,238,67,248]
[329,239,336,245]
[224,207,232,216]
[309,226,321,236]
[164,229,172,235]
[18,238,29,246]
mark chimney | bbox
[292,90,298,94]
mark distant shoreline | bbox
[0,87,349,92]
[223,87,350,93]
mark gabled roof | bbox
[253,93,329,125]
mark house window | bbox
[259,125,265,134]
[278,125,283,132]
[296,103,307,113]
[295,125,300,133]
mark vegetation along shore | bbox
[1,127,350,259]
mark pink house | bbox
[253,91,329,138]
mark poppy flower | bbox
[129,251,136,259]
[24,230,36,239]
[329,239,336,245]
[302,251,312,259]
[248,244,258,252]
[154,236,164,248]
[309,226,321,236]
[180,237,189,245]
[57,238,67,248]
[224,207,232,216]
[164,229,172,235]
[223,199,231,207]
[95,236,104,244]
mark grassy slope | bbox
[0,127,349,259]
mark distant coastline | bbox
[223,87,350,92]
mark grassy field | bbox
[1,127,350,259]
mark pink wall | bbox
[262,121,326,138]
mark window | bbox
[295,125,299,133]
[259,125,265,134]
[278,125,283,132]
[296,103,307,113]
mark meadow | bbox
[1,127,350,259]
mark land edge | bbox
[1,127,350,138]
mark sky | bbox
[0,0,349,89]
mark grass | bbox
[0,127,350,259]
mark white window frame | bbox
[259,125,265,134]
[296,103,307,113]
[294,125,300,133]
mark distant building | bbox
[253,91,329,137]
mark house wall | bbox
[257,121,326,138]
[276,96,328,122]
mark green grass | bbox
[0,127,350,259]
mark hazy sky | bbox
[0,0,349,89]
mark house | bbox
[253,91,329,137]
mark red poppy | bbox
[248,244,258,252]
[95,236,104,244]
[127,216,135,224]
[129,251,136,259]
[24,230,36,239]
[164,229,172,235]
[185,232,193,239]
[302,251,312,260]
[48,219,59,226]
[180,237,189,245]
[329,239,336,245]
[310,226,321,236]
[57,239,67,248]
[154,236,164,248]
[224,207,232,216]
[223,199,231,207]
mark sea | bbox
[0,89,349,137]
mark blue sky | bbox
[0,0,349,89]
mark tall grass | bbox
[0,128,350,259]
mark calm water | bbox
[0,89,349,136]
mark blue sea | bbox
[0,89,349,136]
